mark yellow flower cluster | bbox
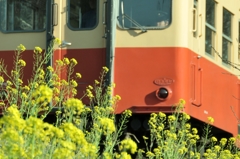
[123,110,132,117]
[0,76,4,84]
[84,85,94,99]
[16,44,26,52]
[70,79,78,87]
[76,72,82,78]
[70,58,78,66]
[99,117,116,134]
[64,98,84,113]
[32,85,53,106]
[34,46,43,54]
[0,42,135,159]
[102,66,109,73]
[115,152,132,159]
[208,116,214,124]
[142,99,240,159]
[17,59,26,67]
[119,138,137,154]
[58,57,78,66]
[54,38,61,45]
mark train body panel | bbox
[54,48,106,99]
[114,46,239,135]
[114,47,191,113]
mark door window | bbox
[68,0,98,29]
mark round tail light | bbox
[156,87,172,100]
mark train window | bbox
[0,0,46,32]
[222,8,232,64]
[117,0,172,30]
[222,8,231,38]
[68,0,98,29]
[205,0,216,56]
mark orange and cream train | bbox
[0,0,240,138]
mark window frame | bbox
[205,0,216,56]
[117,0,172,30]
[67,0,99,31]
[221,8,232,65]
[0,0,46,33]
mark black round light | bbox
[158,88,168,99]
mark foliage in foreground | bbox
[139,100,240,159]
[0,42,239,159]
[0,41,135,159]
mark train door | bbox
[191,0,202,106]
[53,0,108,97]
[0,0,49,81]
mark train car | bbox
[113,0,240,138]
[0,0,240,138]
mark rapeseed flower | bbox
[6,80,13,86]
[208,117,214,124]
[16,44,26,52]
[70,58,78,66]
[64,98,84,113]
[214,145,221,152]
[159,112,166,119]
[0,76,4,84]
[32,85,53,105]
[119,138,137,154]
[123,110,132,117]
[76,72,82,78]
[17,59,26,67]
[192,128,198,135]
[102,66,109,72]
[99,117,115,134]
[115,95,121,100]
[220,138,228,146]
[54,38,61,45]
[143,136,148,140]
[229,137,236,143]
[70,79,78,87]
[56,60,64,66]
[60,123,87,145]
[116,152,132,159]
[53,147,75,159]
[182,112,190,120]
[211,136,218,142]
[63,57,70,65]
[47,66,54,72]
[146,151,155,157]
[34,46,42,54]
[168,115,176,122]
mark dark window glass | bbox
[222,8,232,64]
[205,27,214,55]
[206,0,215,26]
[222,37,230,63]
[69,0,97,29]
[0,0,46,32]
[205,0,215,56]
[118,0,172,29]
[223,8,231,37]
